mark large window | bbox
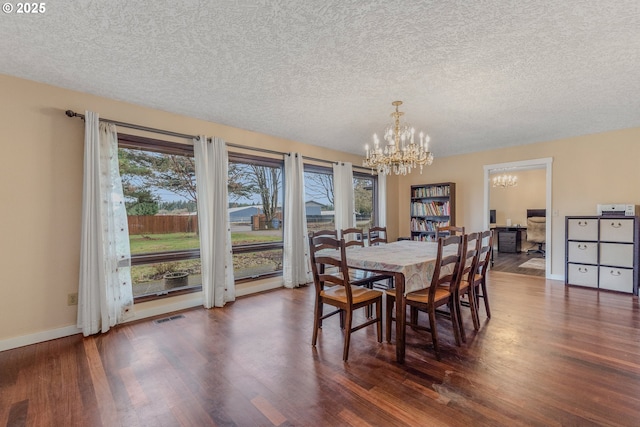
[117,134,201,300]
[228,153,284,281]
[117,135,376,295]
[304,165,335,232]
[353,171,377,234]
[304,164,378,236]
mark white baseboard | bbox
[0,282,283,352]
[0,297,203,352]
[547,273,564,281]
[0,324,82,352]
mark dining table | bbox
[334,239,454,363]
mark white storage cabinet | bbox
[565,216,639,294]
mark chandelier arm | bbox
[363,100,434,175]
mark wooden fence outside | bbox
[128,215,198,235]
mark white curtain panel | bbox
[333,162,355,232]
[77,111,134,336]
[377,173,387,227]
[283,153,312,288]
[194,136,235,308]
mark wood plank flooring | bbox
[490,251,546,277]
[2,271,640,426]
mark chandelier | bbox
[492,174,518,188]
[363,101,434,175]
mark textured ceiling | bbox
[1,1,639,158]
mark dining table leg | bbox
[394,272,405,363]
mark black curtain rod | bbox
[65,109,368,171]
[65,110,198,140]
[226,141,290,158]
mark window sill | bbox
[236,276,284,296]
[134,285,202,304]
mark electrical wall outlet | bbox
[67,292,78,306]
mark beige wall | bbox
[0,74,369,344]
[2,72,640,347]
[398,129,640,279]
[490,168,546,227]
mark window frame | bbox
[228,151,285,283]
[303,163,335,231]
[353,169,380,229]
[118,137,379,293]
[118,134,202,302]
[303,163,380,236]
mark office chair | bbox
[526,216,546,256]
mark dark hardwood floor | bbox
[2,271,640,426]
[490,250,546,277]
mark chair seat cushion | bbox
[321,285,382,304]
[406,287,451,304]
[384,287,451,303]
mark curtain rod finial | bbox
[65,110,76,117]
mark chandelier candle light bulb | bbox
[492,174,518,188]
[363,100,434,175]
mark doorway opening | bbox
[483,158,553,278]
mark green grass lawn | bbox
[129,232,283,286]
[130,232,282,254]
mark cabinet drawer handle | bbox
[610,222,622,228]
[578,267,589,273]
[577,221,588,227]
[610,270,622,276]
[577,244,588,250]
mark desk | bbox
[492,226,527,253]
[333,240,454,363]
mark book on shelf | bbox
[412,234,437,242]
[411,201,450,216]
[412,185,451,198]
[410,218,450,232]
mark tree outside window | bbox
[228,154,284,281]
[304,167,334,232]
[118,136,376,293]
[354,173,376,234]
[117,138,201,299]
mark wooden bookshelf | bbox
[410,182,456,241]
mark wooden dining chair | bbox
[341,228,394,289]
[308,234,383,361]
[310,229,338,238]
[341,228,394,315]
[435,225,466,239]
[368,226,388,246]
[341,227,364,246]
[471,230,493,319]
[455,232,481,341]
[366,226,395,291]
[309,229,341,284]
[385,235,465,360]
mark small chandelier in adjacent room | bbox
[492,174,518,188]
[363,101,434,175]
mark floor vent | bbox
[153,314,185,324]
